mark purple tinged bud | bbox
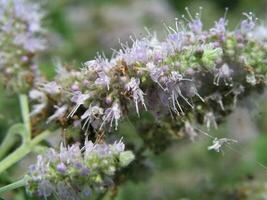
[74,162,83,169]
[81,186,92,198]
[185,68,195,76]
[73,120,81,127]
[71,84,80,91]
[80,167,90,176]
[105,96,113,105]
[83,80,90,85]
[57,162,67,174]
[21,56,28,62]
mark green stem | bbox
[19,94,31,142]
[0,130,51,175]
[0,134,17,160]
[0,94,31,160]
[0,124,25,160]
[0,178,26,194]
[0,145,31,175]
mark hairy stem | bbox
[19,94,31,142]
[0,124,25,160]
[0,145,31,175]
[0,130,51,174]
[0,178,26,194]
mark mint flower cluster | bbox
[0,0,45,91]
[26,139,134,199]
[0,1,267,199]
[31,12,267,139]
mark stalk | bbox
[0,124,25,160]
[0,130,51,174]
[0,178,26,194]
[19,94,31,142]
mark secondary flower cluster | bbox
[0,0,45,92]
[30,12,267,141]
[26,139,135,199]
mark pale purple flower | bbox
[211,18,228,38]
[29,89,45,100]
[169,71,184,82]
[184,121,198,141]
[146,62,168,89]
[57,162,67,174]
[113,138,125,153]
[81,105,104,131]
[166,72,194,115]
[101,103,122,130]
[167,32,187,51]
[84,57,112,72]
[208,137,237,152]
[56,181,79,200]
[131,40,150,63]
[29,155,49,181]
[246,73,257,86]
[126,78,147,116]
[42,81,61,95]
[214,63,233,86]
[252,25,267,43]
[68,91,91,118]
[59,143,81,164]
[241,20,255,33]
[47,104,68,123]
[189,19,203,34]
[13,33,45,52]
[94,143,110,157]
[37,180,53,198]
[29,89,47,116]
[84,140,94,158]
[204,112,218,130]
[240,13,256,33]
[27,139,134,198]
[46,149,58,163]
[181,81,204,102]
[14,0,44,32]
[95,71,110,90]
[30,104,46,116]
[226,85,245,106]
[120,39,150,64]
[209,93,225,111]
[84,60,98,71]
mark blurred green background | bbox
[1,0,267,199]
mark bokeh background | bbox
[1,0,267,199]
